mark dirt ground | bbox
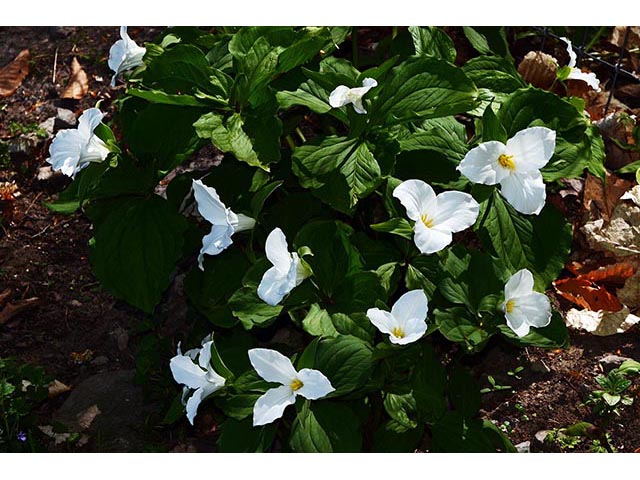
[1,26,639,453]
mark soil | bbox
[1,26,639,453]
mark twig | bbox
[0,297,40,326]
[52,47,58,84]
[30,224,51,239]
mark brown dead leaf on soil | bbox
[0,296,41,326]
[554,277,624,312]
[0,181,20,223]
[583,172,633,222]
[0,49,30,98]
[565,307,640,336]
[517,51,557,90]
[48,379,72,398]
[77,404,101,430]
[610,26,640,49]
[61,57,89,100]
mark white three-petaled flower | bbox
[329,78,377,114]
[169,335,226,425]
[393,179,479,254]
[249,348,334,426]
[192,179,256,270]
[560,37,601,92]
[258,228,311,306]
[457,126,556,215]
[501,269,552,338]
[47,108,110,178]
[108,26,147,87]
[366,289,429,345]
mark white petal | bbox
[295,369,335,400]
[198,341,213,370]
[169,355,206,390]
[108,38,128,75]
[77,108,105,139]
[499,171,546,215]
[506,127,556,172]
[513,292,552,328]
[192,179,230,226]
[560,36,577,68]
[248,348,297,385]
[48,129,82,177]
[504,269,535,300]
[253,385,296,426]
[185,387,206,425]
[366,308,397,336]
[228,211,256,233]
[198,224,234,270]
[413,219,453,254]
[265,227,293,273]
[567,68,601,92]
[431,191,479,233]
[351,97,367,114]
[393,179,436,222]
[400,317,428,342]
[292,253,310,286]
[458,141,508,185]
[329,85,350,108]
[505,311,531,338]
[257,266,291,306]
[391,289,428,323]
[361,77,378,89]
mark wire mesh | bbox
[529,26,640,114]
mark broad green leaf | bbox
[302,304,339,338]
[481,102,507,143]
[292,136,382,214]
[217,417,276,452]
[329,271,387,315]
[411,344,447,423]
[290,402,362,453]
[228,286,283,329]
[87,196,188,313]
[384,392,418,429]
[448,365,481,418]
[371,57,478,126]
[462,27,511,58]
[431,412,513,453]
[462,56,525,115]
[479,192,572,289]
[370,218,414,240]
[408,26,456,62]
[498,310,569,349]
[435,307,492,353]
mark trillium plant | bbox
[49,25,606,452]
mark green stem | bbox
[352,27,359,69]
[295,127,306,144]
[285,135,296,150]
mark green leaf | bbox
[408,26,456,62]
[228,286,283,329]
[462,27,511,58]
[384,392,418,429]
[292,136,382,214]
[411,344,447,423]
[435,307,492,353]
[216,392,262,421]
[481,102,507,143]
[431,412,506,452]
[462,56,525,114]
[373,420,424,452]
[290,402,362,453]
[371,57,478,126]
[498,310,569,349]
[329,271,387,314]
[370,218,414,240]
[87,196,187,313]
[405,256,441,299]
[311,335,374,396]
[479,192,572,289]
[302,304,339,338]
[250,180,282,217]
[126,87,210,107]
[448,365,481,418]
[231,34,281,107]
[217,417,276,452]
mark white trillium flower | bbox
[393,179,480,254]
[47,108,110,178]
[192,179,256,270]
[501,269,552,338]
[366,289,429,345]
[457,127,556,215]
[329,77,378,114]
[249,348,334,426]
[169,336,226,425]
[108,26,147,87]
[560,37,601,92]
[258,228,311,306]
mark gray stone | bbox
[534,430,550,444]
[515,441,531,453]
[38,117,55,139]
[54,370,156,452]
[599,354,633,366]
[55,108,77,130]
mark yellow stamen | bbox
[290,379,304,391]
[392,327,405,338]
[498,154,516,171]
[420,213,434,228]
[505,299,516,314]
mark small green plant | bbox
[480,375,512,394]
[0,357,52,452]
[7,121,48,139]
[585,360,640,417]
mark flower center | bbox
[391,327,405,338]
[498,154,516,171]
[420,213,434,228]
[290,379,304,391]
[505,299,516,314]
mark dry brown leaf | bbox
[48,379,72,398]
[69,349,94,364]
[61,57,89,100]
[517,51,557,90]
[565,307,640,336]
[583,172,633,222]
[0,297,40,325]
[610,26,640,49]
[583,262,635,285]
[77,404,101,430]
[582,199,640,256]
[0,49,30,98]
[618,267,640,309]
[554,277,623,312]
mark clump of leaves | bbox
[585,360,640,417]
[0,357,52,452]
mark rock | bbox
[55,108,77,130]
[38,117,55,139]
[68,299,82,307]
[7,135,39,159]
[54,370,155,451]
[515,441,531,453]
[599,354,633,367]
[36,166,55,181]
[534,430,550,444]
[91,355,109,366]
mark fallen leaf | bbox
[48,379,72,398]
[565,307,640,336]
[610,26,640,49]
[0,49,30,98]
[582,200,640,256]
[61,57,89,100]
[554,277,623,312]
[0,297,41,325]
[618,267,640,309]
[517,51,557,90]
[0,182,19,223]
[69,349,94,364]
[77,404,101,430]
[583,172,633,222]
[621,185,640,207]
[583,262,635,285]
